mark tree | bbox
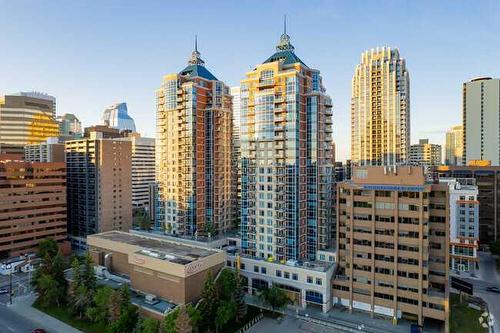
[33,241,67,307]
[175,306,193,333]
[259,284,291,312]
[215,301,236,333]
[86,286,113,323]
[69,255,96,318]
[163,307,179,333]
[137,317,160,333]
[216,269,236,301]
[186,305,201,332]
[106,284,138,333]
[198,273,218,330]
[234,274,247,322]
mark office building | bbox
[156,41,234,237]
[0,92,59,154]
[445,125,463,166]
[463,77,500,165]
[102,102,137,132]
[57,113,82,139]
[88,231,224,307]
[351,47,410,166]
[65,129,132,250]
[116,134,156,210]
[437,165,500,243]
[0,156,68,258]
[24,137,65,162]
[333,166,449,330]
[440,178,479,273]
[409,139,442,166]
[239,25,334,261]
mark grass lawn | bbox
[449,293,488,333]
[33,300,108,333]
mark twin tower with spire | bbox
[155,18,334,263]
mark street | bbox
[0,272,32,306]
[457,251,500,332]
[0,303,43,333]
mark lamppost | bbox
[7,264,12,305]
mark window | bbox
[261,267,267,274]
[284,272,290,279]
[316,278,322,285]
[292,273,298,281]
[226,260,232,267]
[307,276,313,284]
[276,270,282,277]
[240,263,245,270]
[254,265,259,273]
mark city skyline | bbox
[1,1,499,161]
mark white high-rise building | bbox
[445,125,463,166]
[351,47,410,166]
[101,102,136,132]
[117,134,155,210]
[463,77,500,165]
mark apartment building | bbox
[409,139,442,166]
[239,25,334,261]
[351,48,410,166]
[440,178,479,273]
[0,156,68,258]
[156,40,234,237]
[462,77,500,165]
[65,129,132,250]
[116,134,155,210]
[24,137,65,163]
[437,165,500,243]
[445,125,463,166]
[333,166,449,331]
[0,92,59,154]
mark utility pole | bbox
[8,264,12,305]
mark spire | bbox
[276,15,294,52]
[188,34,205,66]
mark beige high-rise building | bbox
[116,134,155,210]
[239,26,334,261]
[462,77,500,165]
[0,156,68,258]
[0,92,59,154]
[333,166,449,331]
[445,125,463,166]
[351,47,410,166]
[156,41,234,237]
[65,129,132,250]
[409,139,442,166]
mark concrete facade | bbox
[333,166,449,331]
[87,231,225,305]
[0,157,67,258]
[463,77,500,165]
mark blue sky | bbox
[1,0,499,161]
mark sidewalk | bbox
[8,294,83,333]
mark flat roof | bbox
[92,231,218,265]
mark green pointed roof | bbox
[179,35,218,81]
[263,17,308,68]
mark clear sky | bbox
[1,0,499,161]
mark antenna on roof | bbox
[284,15,287,35]
[194,34,198,53]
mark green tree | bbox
[215,301,236,333]
[136,317,160,333]
[259,284,291,312]
[186,305,201,332]
[216,269,236,301]
[86,287,113,323]
[163,307,179,333]
[198,273,218,330]
[234,274,247,322]
[107,285,138,333]
[33,240,67,307]
[175,305,193,333]
[69,255,96,318]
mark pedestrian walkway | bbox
[8,294,83,333]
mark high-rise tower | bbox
[156,39,234,237]
[240,22,334,261]
[351,47,410,166]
